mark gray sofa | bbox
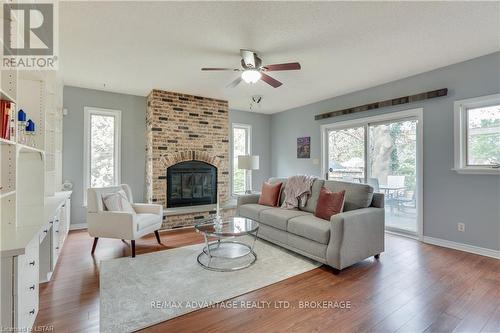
[236,178,385,271]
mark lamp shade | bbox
[238,155,259,170]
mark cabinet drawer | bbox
[18,279,38,311]
[53,229,59,250]
[53,218,60,236]
[24,243,39,272]
[41,219,55,243]
[14,259,39,331]
[14,242,39,297]
[16,301,38,331]
[39,223,50,244]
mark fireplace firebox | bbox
[166,160,217,208]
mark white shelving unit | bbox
[0,65,68,330]
[16,72,63,196]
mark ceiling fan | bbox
[201,49,301,88]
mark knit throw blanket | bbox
[281,175,317,209]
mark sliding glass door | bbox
[368,119,418,234]
[323,111,421,236]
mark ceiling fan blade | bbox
[264,62,301,71]
[240,49,256,68]
[201,68,238,71]
[260,73,282,88]
[226,76,242,88]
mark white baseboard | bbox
[423,236,500,259]
[69,223,88,230]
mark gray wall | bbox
[63,86,147,225]
[229,110,272,191]
[63,86,272,224]
[271,52,500,251]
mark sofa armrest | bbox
[327,207,385,270]
[87,211,136,240]
[236,194,261,215]
[236,194,260,207]
[132,203,163,216]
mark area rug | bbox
[100,237,321,332]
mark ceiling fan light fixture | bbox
[241,69,262,84]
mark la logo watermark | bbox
[2,1,58,70]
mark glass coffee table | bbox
[195,217,259,272]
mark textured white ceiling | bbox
[60,1,500,113]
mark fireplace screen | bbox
[167,160,217,208]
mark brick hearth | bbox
[145,89,233,229]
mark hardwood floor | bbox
[34,229,500,333]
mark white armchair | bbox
[87,184,164,257]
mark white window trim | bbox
[83,107,122,206]
[231,123,252,196]
[453,94,500,175]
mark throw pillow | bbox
[315,187,345,220]
[258,182,283,207]
[102,190,136,214]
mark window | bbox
[232,123,251,195]
[83,107,122,204]
[454,94,500,174]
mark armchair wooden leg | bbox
[131,240,136,258]
[154,230,162,245]
[91,237,99,254]
[374,254,380,259]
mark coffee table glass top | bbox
[195,217,259,237]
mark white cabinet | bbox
[0,193,71,331]
[14,238,39,330]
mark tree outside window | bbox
[84,107,121,204]
[467,105,500,166]
[90,114,116,187]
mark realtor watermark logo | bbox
[2,1,58,70]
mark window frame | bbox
[83,107,122,205]
[231,123,252,196]
[453,94,500,175]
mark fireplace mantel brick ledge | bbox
[145,89,234,229]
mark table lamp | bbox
[237,155,259,194]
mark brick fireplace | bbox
[145,89,232,229]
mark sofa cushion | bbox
[323,180,374,211]
[258,182,282,207]
[238,204,273,221]
[287,233,328,260]
[268,177,287,206]
[287,215,331,244]
[301,179,325,213]
[136,214,161,231]
[259,208,310,231]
